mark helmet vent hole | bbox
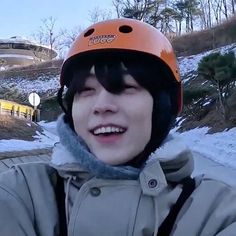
[119,25,133,33]
[84,28,95,37]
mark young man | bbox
[0,18,236,236]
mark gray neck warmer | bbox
[55,115,140,180]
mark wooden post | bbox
[12,105,15,116]
[17,106,20,117]
[36,109,40,122]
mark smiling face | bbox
[72,74,153,165]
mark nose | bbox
[93,89,118,115]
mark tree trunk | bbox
[232,0,235,14]
[217,82,226,120]
[223,0,228,19]
[190,14,194,32]
[208,0,212,28]
[212,28,215,49]
[178,20,182,35]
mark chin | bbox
[95,154,124,165]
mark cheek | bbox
[128,94,153,139]
[136,95,153,125]
[141,95,153,139]
[72,98,86,135]
[140,103,153,139]
[72,102,80,134]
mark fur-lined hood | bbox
[50,115,194,182]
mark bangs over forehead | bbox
[65,51,176,98]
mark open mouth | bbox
[91,126,127,136]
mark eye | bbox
[123,83,139,93]
[124,84,137,89]
[79,87,95,97]
[123,75,141,93]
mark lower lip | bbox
[94,133,124,144]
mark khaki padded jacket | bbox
[0,139,236,235]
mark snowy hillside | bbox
[179,43,236,83]
[1,42,236,98]
[0,74,60,98]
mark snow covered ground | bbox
[171,127,236,186]
[171,127,236,169]
[0,121,59,152]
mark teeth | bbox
[93,126,125,135]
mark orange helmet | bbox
[60,18,182,113]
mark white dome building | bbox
[0,36,57,68]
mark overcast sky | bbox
[1,0,114,39]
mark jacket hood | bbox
[50,115,194,182]
[148,136,194,182]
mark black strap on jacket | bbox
[55,173,68,236]
[157,177,196,236]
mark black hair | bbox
[57,51,179,167]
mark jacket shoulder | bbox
[173,175,236,235]
[0,162,57,200]
[0,163,59,235]
[194,174,236,190]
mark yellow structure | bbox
[0,99,34,120]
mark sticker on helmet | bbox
[88,35,116,46]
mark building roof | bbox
[0,36,57,67]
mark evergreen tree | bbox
[198,52,236,120]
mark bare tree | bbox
[111,0,236,34]
[112,0,123,18]
[41,17,60,59]
[231,0,235,14]
[222,0,229,19]
[211,0,222,25]
[88,7,113,24]
[198,0,208,29]
[56,26,83,58]
[159,7,175,34]
[60,26,83,49]
[111,0,165,28]
[32,17,60,60]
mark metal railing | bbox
[0,99,34,120]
